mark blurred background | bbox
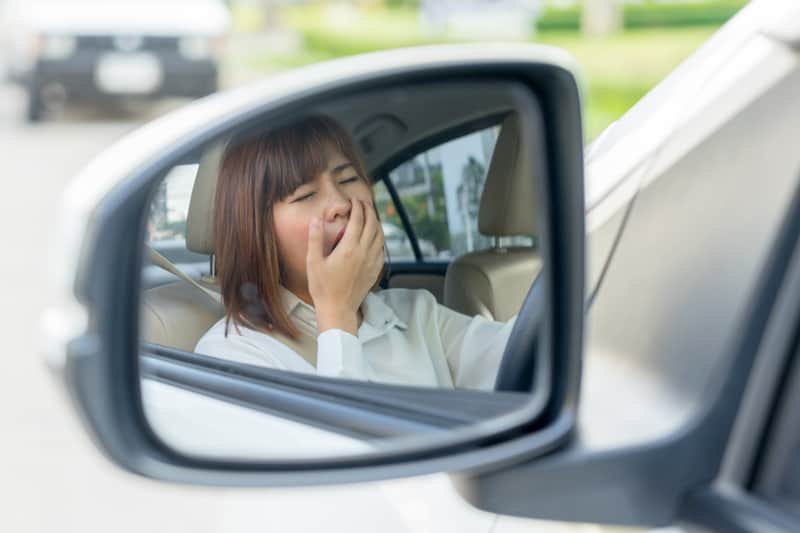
[0,0,749,281]
[1,0,749,286]
[220,0,748,140]
[0,3,749,529]
[0,0,748,137]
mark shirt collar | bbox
[278,285,408,333]
[361,291,408,331]
[279,285,306,316]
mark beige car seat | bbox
[443,113,542,322]
[140,143,226,351]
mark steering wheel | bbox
[494,274,545,392]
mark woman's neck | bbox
[294,287,314,307]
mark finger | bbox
[367,224,384,264]
[341,198,364,248]
[361,200,379,247]
[370,207,385,251]
[355,198,367,240]
[306,217,324,268]
[367,211,384,251]
[368,236,385,282]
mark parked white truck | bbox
[0,0,231,121]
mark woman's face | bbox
[272,144,375,297]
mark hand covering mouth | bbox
[328,225,347,254]
[334,226,347,247]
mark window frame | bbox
[147,162,201,245]
[678,173,800,531]
[722,176,800,514]
[752,345,800,514]
[374,112,508,263]
[144,162,212,289]
[142,343,530,443]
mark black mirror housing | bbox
[45,44,586,488]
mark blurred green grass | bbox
[538,0,746,31]
[232,4,718,140]
[538,28,715,138]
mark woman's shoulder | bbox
[193,316,302,370]
[195,316,261,352]
[194,317,231,351]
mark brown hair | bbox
[214,115,379,339]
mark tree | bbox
[456,156,486,252]
[257,0,280,30]
[582,0,622,37]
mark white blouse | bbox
[194,287,516,390]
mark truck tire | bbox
[26,82,44,123]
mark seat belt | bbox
[146,246,319,367]
[148,246,221,303]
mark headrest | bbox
[186,141,226,255]
[478,113,538,237]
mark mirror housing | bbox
[44,44,585,488]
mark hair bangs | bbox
[265,117,349,202]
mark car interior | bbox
[140,80,542,369]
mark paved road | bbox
[1,82,146,327]
[0,85,230,532]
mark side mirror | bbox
[44,42,586,516]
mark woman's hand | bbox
[306,199,384,336]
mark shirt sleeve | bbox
[435,303,517,390]
[316,329,369,380]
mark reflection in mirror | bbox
[138,80,544,461]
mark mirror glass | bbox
[138,79,546,461]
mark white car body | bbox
[0,0,231,121]
[1,0,230,77]
[8,1,797,532]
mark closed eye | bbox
[292,191,314,202]
[292,177,357,202]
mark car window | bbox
[147,164,199,243]
[387,125,533,261]
[374,180,416,261]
